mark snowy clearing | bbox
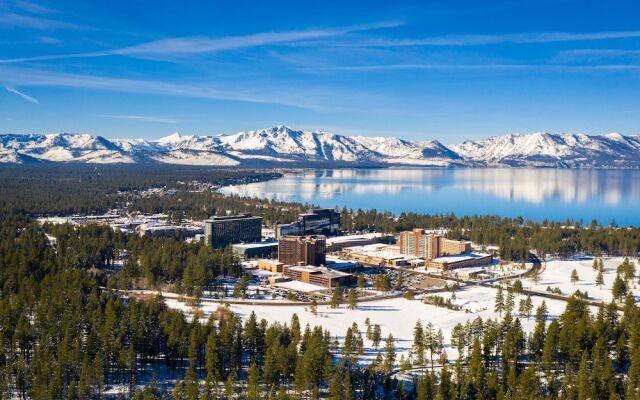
[520,256,639,303]
[163,284,578,364]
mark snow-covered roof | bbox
[430,253,492,263]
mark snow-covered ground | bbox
[154,257,634,366]
[163,284,575,364]
[272,280,326,293]
[520,256,639,303]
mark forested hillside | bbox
[1,166,640,399]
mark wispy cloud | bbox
[0,65,353,111]
[313,63,640,72]
[0,11,83,30]
[294,30,640,48]
[5,86,39,103]
[98,114,183,124]
[0,20,401,63]
[556,48,640,62]
[36,36,61,44]
[14,0,53,14]
[116,21,401,56]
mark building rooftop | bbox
[342,243,412,261]
[287,265,352,278]
[279,234,326,241]
[326,232,384,244]
[232,241,278,249]
[207,213,262,222]
[430,253,492,263]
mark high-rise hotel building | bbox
[205,213,262,248]
[275,208,340,237]
[399,229,471,259]
[278,235,327,266]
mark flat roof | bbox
[274,280,325,293]
[326,233,384,244]
[430,253,492,263]
[232,241,278,249]
[287,265,352,278]
[207,214,262,222]
[342,243,414,261]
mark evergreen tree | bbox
[384,334,396,372]
[309,298,318,315]
[504,290,515,317]
[612,274,628,302]
[571,269,580,285]
[347,288,358,310]
[330,284,343,309]
[371,325,382,348]
[247,362,261,400]
[577,351,591,400]
[494,286,505,316]
[357,273,365,289]
[413,320,425,367]
[596,270,605,288]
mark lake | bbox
[219,168,640,226]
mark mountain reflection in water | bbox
[219,168,640,226]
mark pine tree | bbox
[330,283,343,309]
[347,288,358,310]
[384,334,396,372]
[309,298,318,315]
[328,362,345,399]
[504,290,515,317]
[205,330,220,385]
[494,286,505,316]
[571,269,580,285]
[224,370,237,399]
[524,295,533,319]
[247,362,261,400]
[577,351,591,400]
[596,270,605,288]
[599,258,605,272]
[372,325,382,348]
[413,320,425,367]
[612,274,628,302]
[518,298,527,318]
[357,273,365,289]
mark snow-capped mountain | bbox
[452,132,640,168]
[1,126,639,168]
[1,133,134,163]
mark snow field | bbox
[521,257,639,303]
[163,284,576,366]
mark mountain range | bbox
[2,125,640,168]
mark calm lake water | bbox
[219,168,640,226]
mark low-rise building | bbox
[232,241,278,259]
[283,264,353,288]
[268,275,290,284]
[257,259,285,273]
[138,224,176,238]
[325,233,388,252]
[339,243,416,267]
[425,253,493,271]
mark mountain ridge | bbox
[2,126,640,168]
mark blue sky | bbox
[1,0,639,143]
